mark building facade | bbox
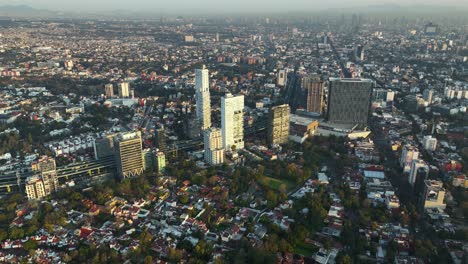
[221,93,244,151]
[268,104,290,146]
[422,135,437,151]
[302,76,324,114]
[327,78,374,126]
[409,159,429,186]
[277,69,287,87]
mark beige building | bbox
[118,82,130,98]
[422,180,446,209]
[204,128,224,165]
[268,104,290,146]
[105,83,114,98]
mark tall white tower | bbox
[221,93,244,151]
[195,65,211,130]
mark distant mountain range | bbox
[0,4,467,19]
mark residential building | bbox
[327,78,374,126]
[268,104,290,146]
[195,65,211,130]
[221,93,244,151]
[400,145,419,173]
[31,156,58,196]
[25,176,47,200]
[118,82,130,98]
[105,84,114,98]
[156,152,166,173]
[155,128,167,152]
[114,131,144,179]
[301,76,324,114]
[277,69,287,87]
[409,159,429,186]
[204,128,225,165]
[423,89,434,104]
[422,180,446,209]
[422,135,437,151]
[289,114,319,144]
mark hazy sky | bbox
[1,0,467,13]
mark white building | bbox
[276,69,287,87]
[400,145,419,173]
[221,93,244,151]
[195,66,211,130]
[118,82,130,98]
[422,135,437,151]
[204,128,224,165]
[25,176,47,200]
[409,159,428,186]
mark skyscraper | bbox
[409,159,429,186]
[204,128,225,165]
[114,131,144,179]
[105,84,114,98]
[302,76,324,114]
[327,78,374,126]
[268,104,290,146]
[118,82,130,98]
[195,65,212,130]
[221,93,244,151]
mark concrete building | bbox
[422,135,437,151]
[25,176,47,200]
[221,93,244,151]
[423,89,434,104]
[409,159,429,186]
[93,134,116,160]
[195,65,211,130]
[105,83,114,98]
[289,114,319,144]
[302,76,324,114]
[114,131,144,179]
[400,145,420,173]
[422,180,446,209]
[327,78,374,126]
[118,82,130,98]
[31,156,58,196]
[156,152,166,173]
[155,128,167,152]
[204,128,225,165]
[268,104,290,146]
[277,69,287,87]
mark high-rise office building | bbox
[204,128,225,165]
[301,76,324,114]
[156,152,166,173]
[400,145,420,173]
[114,131,144,179]
[221,93,244,151]
[409,159,429,186]
[277,69,287,87]
[195,65,212,130]
[118,82,130,98]
[155,128,167,152]
[268,104,290,146]
[105,84,114,98]
[327,78,374,126]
